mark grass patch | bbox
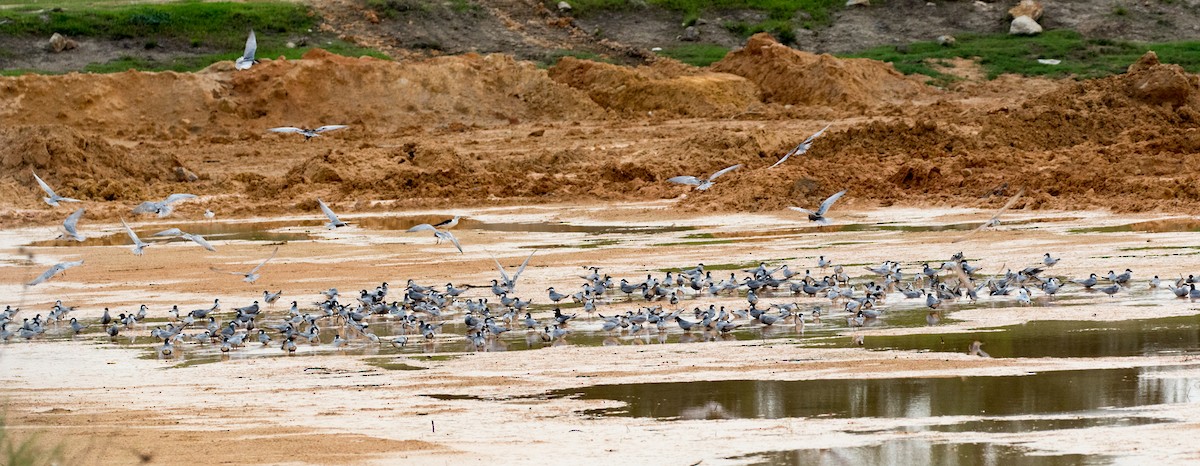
[538,49,616,68]
[651,239,735,247]
[657,44,730,66]
[0,2,314,50]
[845,29,1200,81]
[79,42,388,73]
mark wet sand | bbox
[3,204,1200,464]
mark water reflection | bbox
[553,366,1200,419]
[736,440,1105,466]
[829,315,1200,358]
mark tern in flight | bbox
[120,218,149,256]
[770,123,831,169]
[235,30,258,70]
[317,198,348,229]
[58,208,86,242]
[667,164,742,191]
[269,125,348,141]
[492,250,536,293]
[211,247,279,283]
[32,171,79,207]
[28,260,84,286]
[153,228,216,251]
[953,189,1025,243]
[407,224,463,253]
[789,190,846,225]
[132,193,197,218]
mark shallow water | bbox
[551,366,1200,420]
[735,440,1107,466]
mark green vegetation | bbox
[0,1,391,74]
[845,29,1200,82]
[0,2,313,49]
[657,44,730,66]
[568,0,843,44]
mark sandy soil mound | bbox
[711,33,932,109]
[0,125,177,206]
[0,50,603,139]
[548,57,760,116]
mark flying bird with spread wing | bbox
[268,125,348,141]
[667,164,742,191]
[32,171,80,207]
[235,30,258,70]
[789,190,847,225]
[28,260,84,286]
[211,247,279,283]
[770,123,831,169]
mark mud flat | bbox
[3,204,1200,464]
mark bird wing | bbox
[242,30,257,60]
[953,221,992,244]
[209,267,247,277]
[666,176,701,186]
[707,164,742,181]
[432,216,457,228]
[817,190,847,215]
[32,170,56,197]
[314,125,348,133]
[120,218,142,245]
[131,201,160,214]
[61,259,84,271]
[153,228,184,237]
[768,152,792,169]
[512,250,536,285]
[788,206,816,216]
[62,207,85,232]
[249,247,279,275]
[800,123,831,148]
[27,264,62,286]
[268,127,304,134]
[163,193,197,205]
[317,198,341,224]
[406,223,437,233]
[441,231,463,254]
[491,254,512,284]
[184,234,216,251]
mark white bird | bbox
[317,198,348,229]
[492,250,536,292]
[268,125,348,141]
[132,193,197,218]
[667,164,742,191]
[789,190,846,225]
[28,260,84,286]
[204,209,215,220]
[210,247,279,283]
[235,30,258,70]
[770,123,831,169]
[120,218,149,256]
[153,228,216,251]
[58,207,86,242]
[32,171,80,207]
[433,215,461,229]
[406,224,463,253]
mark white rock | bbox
[846,0,869,5]
[557,1,572,11]
[1009,15,1042,35]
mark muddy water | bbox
[552,366,1200,420]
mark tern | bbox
[32,171,79,207]
[132,193,196,218]
[57,207,86,242]
[407,223,463,253]
[433,216,461,229]
[789,190,846,225]
[234,30,258,70]
[153,228,216,251]
[492,250,535,292]
[210,246,279,283]
[120,218,149,255]
[317,198,348,229]
[769,123,830,169]
[667,164,742,191]
[27,260,84,286]
[268,125,348,141]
